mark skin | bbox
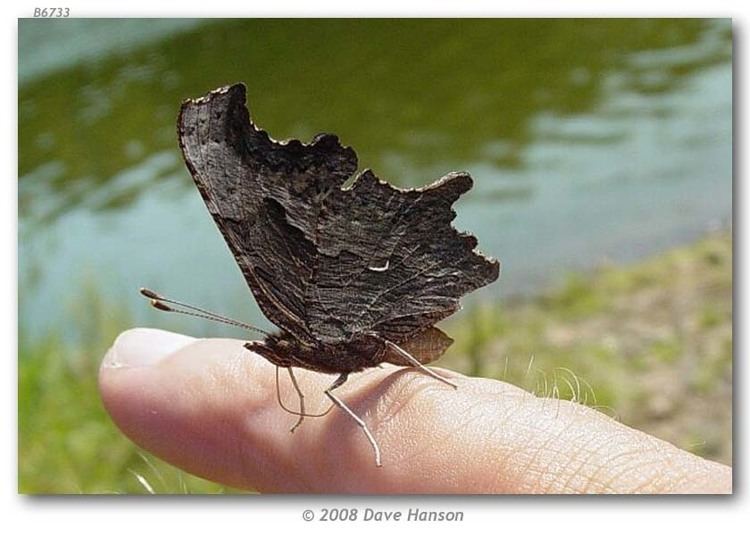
[98,328,731,494]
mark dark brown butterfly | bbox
[143,83,499,466]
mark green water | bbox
[18,18,732,340]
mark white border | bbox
[4,2,743,535]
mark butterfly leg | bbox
[324,373,383,467]
[274,366,335,421]
[374,335,458,389]
[286,367,305,433]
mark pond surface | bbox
[19,19,732,340]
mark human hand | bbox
[99,328,731,493]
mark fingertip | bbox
[98,334,277,489]
[101,328,196,370]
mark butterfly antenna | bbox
[139,287,271,337]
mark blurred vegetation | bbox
[18,232,731,493]
[445,231,732,465]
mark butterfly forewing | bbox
[178,83,499,355]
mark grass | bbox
[443,231,733,464]
[18,231,732,493]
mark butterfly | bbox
[143,83,499,466]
